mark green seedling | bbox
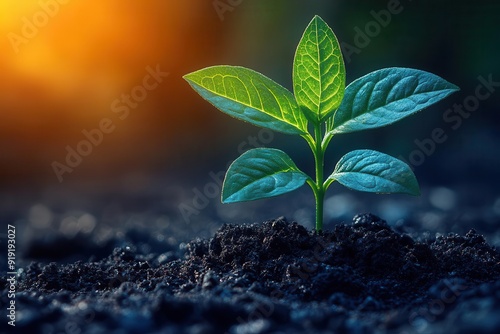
[184,15,459,231]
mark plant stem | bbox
[302,124,327,231]
[313,123,325,231]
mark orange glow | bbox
[0,1,223,185]
[1,1,195,119]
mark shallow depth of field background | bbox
[1,0,499,235]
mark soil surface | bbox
[2,213,500,334]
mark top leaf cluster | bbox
[184,15,458,230]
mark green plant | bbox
[183,15,459,231]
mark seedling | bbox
[184,15,459,231]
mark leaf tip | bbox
[182,73,193,82]
[221,180,240,203]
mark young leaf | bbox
[184,66,308,135]
[329,149,420,195]
[327,67,459,135]
[293,15,345,122]
[222,148,309,203]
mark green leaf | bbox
[293,15,345,122]
[184,66,308,135]
[222,148,308,203]
[329,149,420,195]
[327,67,459,134]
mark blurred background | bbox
[1,0,499,249]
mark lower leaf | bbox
[329,149,420,195]
[222,148,308,203]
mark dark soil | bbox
[2,214,500,333]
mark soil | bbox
[2,213,500,334]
